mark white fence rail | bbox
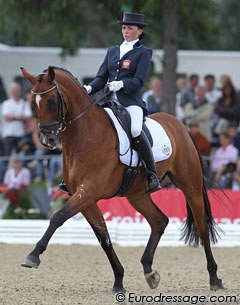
[0,219,239,247]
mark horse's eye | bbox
[48,97,57,104]
[47,97,58,111]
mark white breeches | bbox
[125,105,143,138]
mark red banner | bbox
[98,189,240,225]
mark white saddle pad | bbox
[104,108,172,167]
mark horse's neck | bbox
[57,73,117,169]
[60,93,113,158]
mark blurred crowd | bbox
[1,73,240,193]
[0,82,62,196]
[143,73,240,189]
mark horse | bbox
[20,66,223,292]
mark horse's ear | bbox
[47,66,55,82]
[20,67,35,85]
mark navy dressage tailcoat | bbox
[89,41,152,114]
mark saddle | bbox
[103,100,153,147]
[102,100,153,197]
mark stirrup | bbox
[146,172,161,193]
[58,181,72,196]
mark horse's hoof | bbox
[210,278,224,290]
[20,255,41,269]
[112,286,126,294]
[145,270,160,289]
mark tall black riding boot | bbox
[133,131,161,193]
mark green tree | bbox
[0,0,228,52]
[0,0,121,55]
[161,0,179,115]
[218,0,240,50]
[178,0,220,50]
[0,0,239,114]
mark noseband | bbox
[31,79,98,136]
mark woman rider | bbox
[60,12,160,194]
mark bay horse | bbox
[20,66,223,292]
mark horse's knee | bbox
[36,240,47,253]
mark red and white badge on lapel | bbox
[122,60,131,70]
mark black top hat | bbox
[118,12,147,28]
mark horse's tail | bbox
[180,138,221,247]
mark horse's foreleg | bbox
[21,192,90,268]
[127,191,169,289]
[82,204,125,293]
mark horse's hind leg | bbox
[185,188,223,290]
[81,204,125,293]
[169,169,223,290]
[126,191,169,289]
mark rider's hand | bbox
[108,81,124,92]
[83,85,92,94]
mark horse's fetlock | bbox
[36,241,46,253]
[141,255,152,267]
[115,266,124,278]
[208,262,218,275]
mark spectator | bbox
[213,80,239,135]
[184,86,214,141]
[176,77,186,121]
[218,162,237,189]
[1,82,32,156]
[27,118,48,182]
[47,144,62,195]
[204,74,222,105]
[231,160,240,190]
[211,132,238,183]
[219,74,231,89]
[188,120,211,157]
[25,89,37,117]
[142,85,152,104]
[226,121,240,155]
[3,157,31,190]
[0,137,6,183]
[180,73,199,108]
[144,77,162,114]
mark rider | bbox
[59,12,161,194]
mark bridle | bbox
[31,79,98,136]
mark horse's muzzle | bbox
[40,133,58,150]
